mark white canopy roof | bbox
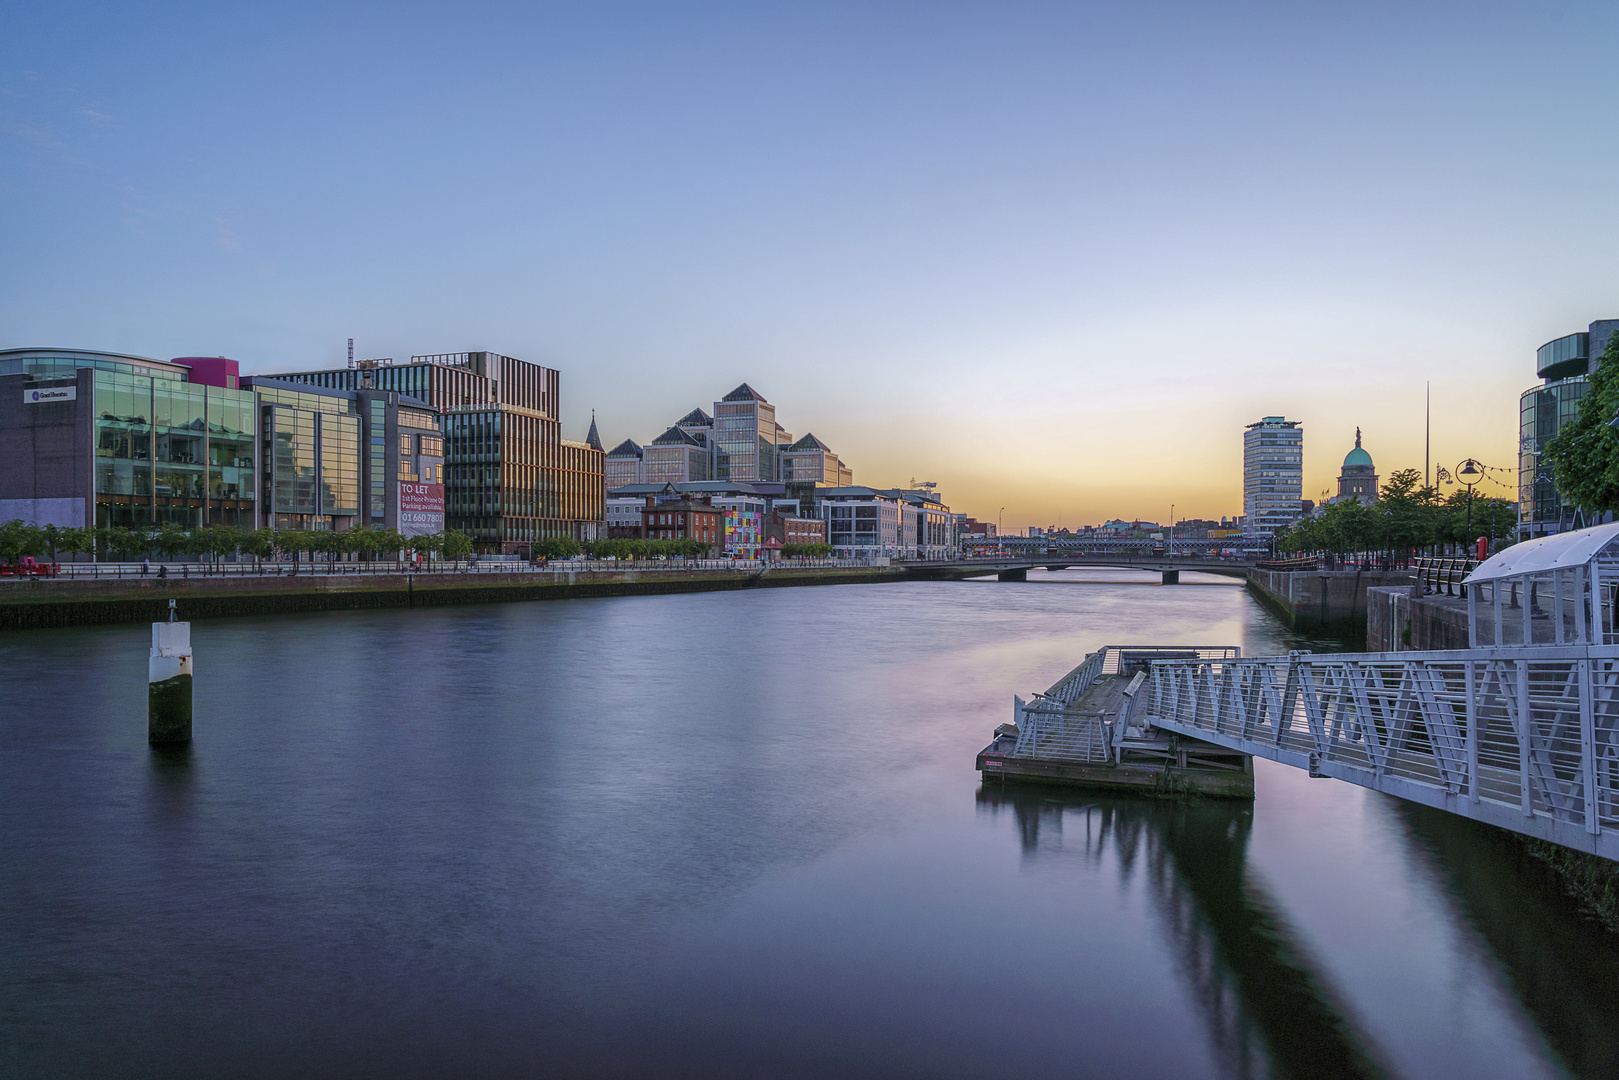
[1464,521,1619,585]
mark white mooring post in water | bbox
[149,599,192,746]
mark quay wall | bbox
[1245,569,1414,643]
[0,566,908,631]
[1365,587,1471,652]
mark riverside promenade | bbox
[0,560,906,630]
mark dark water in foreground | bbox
[3,570,1619,1079]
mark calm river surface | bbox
[4,571,1619,1079]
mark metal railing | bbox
[1144,647,1619,860]
[1414,556,1477,598]
[1013,646,1243,766]
[2,556,886,582]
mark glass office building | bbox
[0,349,258,530]
[712,383,792,482]
[263,351,603,553]
[251,383,362,529]
[1519,320,1619,540]
[1,349,453,538]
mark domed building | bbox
[1334,428,1378,504]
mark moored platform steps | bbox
[977,645,1255,798]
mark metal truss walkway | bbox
[1142,646,1619,861]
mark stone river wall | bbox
[0,566,908,631]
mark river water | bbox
[3,571,1618,1079]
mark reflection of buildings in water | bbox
[1392,802,1619,1080]
[977,789,1393,1080]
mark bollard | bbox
[149,599,192,746]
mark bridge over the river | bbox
[904,553,1256,584]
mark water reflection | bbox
[1393,802,1619,1080]
[978,786,1395,1080]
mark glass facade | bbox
[369,399,387,522]
[266,354,597,552]
[713,400,778,481]
[824,498,900,554]
[91,369,257,528]
[270,405,318,518]
[1519,377,1588,539]
[1536,333,1589,381]
[646,443,709,484]
[261,385,362,529]
[320,412,360,517]
[441,406,603,550]
[4,348,184,383]
[154,383,208,526]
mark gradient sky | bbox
[4,1,1615,528]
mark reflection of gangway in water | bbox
[977,790,1395,1080]
[1394,800,1619,1080]
[1143,524,1619,862]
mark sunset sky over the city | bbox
[4,0,1616,527]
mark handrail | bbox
[1143,647,1619,861]
[1414,555,1478,599]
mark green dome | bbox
[1343,446,1373,469]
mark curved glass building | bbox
[1519,320,1619,540]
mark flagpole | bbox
[1425,382,1431,489]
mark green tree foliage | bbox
[780,543,833,558]
[1277,471,1516,557]
[1546,330,1619,516]
[95,526,145,560]
[0,520,41,562]
[152,523,191,560]
[439,530,474,561]
[583,537,714,559]
[240,528,276,565]
[532,537,583,560]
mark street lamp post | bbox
[1456,458,1485,557]
[998,507,1005,556]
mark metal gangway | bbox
[1013,646,1241,766]
[1140,523,1619,861]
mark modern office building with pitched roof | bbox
[645,425,713,484]
[712,383,792,482]
[604,438,645,489]
[781,433,853,487]
[606,386,861,500]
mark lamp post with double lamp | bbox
[1456,458,1485,555]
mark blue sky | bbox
[3,1,1615,525]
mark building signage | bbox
[400,483,444,514]
[25,387,75,404]
[399,482,445,539]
